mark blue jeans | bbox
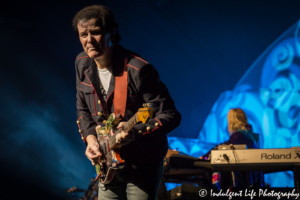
[98,160,164,200]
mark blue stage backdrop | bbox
[168,20,300,189]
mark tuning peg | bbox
[143,103,156,108]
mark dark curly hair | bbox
[72,5,121,44]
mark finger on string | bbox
[117,122,125,129]
[121,132,128,138]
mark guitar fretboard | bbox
[108,113,138,148]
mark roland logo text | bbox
[261,153,291,159]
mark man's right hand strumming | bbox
[85,135,102,166]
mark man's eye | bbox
[80,34,87,38]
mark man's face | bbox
[77,18,112,59]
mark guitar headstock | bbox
[137,103,155,123]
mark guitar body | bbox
[95,113,125,184]
[94,104,154,184]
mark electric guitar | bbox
[94,103,154,184]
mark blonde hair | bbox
[227,108,248,134]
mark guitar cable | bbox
[231,146,249,189]
[223,154,248,189]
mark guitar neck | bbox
[122,113,139,132]
[108,113,138,148]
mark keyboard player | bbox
[200,108,259,160]
[199,108,261,189]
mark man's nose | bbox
[87,33,93,43]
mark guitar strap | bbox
[114,57,128,120]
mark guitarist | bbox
[72,5,181,200]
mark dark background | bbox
[1,0,300,199]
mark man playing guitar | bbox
[73,5,181,200]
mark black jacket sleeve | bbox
[75,61,97,144]
[132,63,181,148]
